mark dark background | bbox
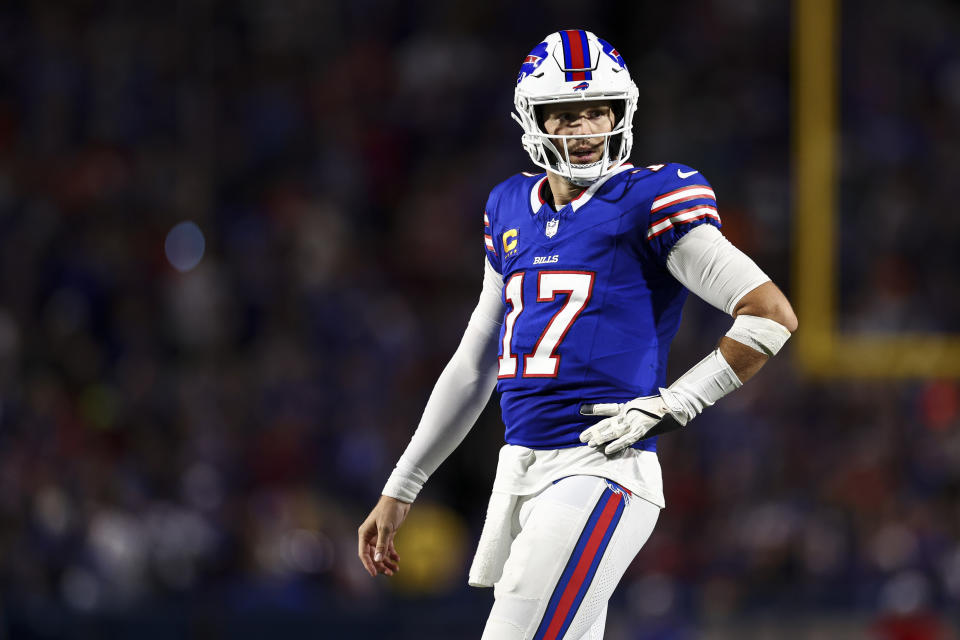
[0,0,958,638]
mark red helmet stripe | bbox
[564,29,587,81]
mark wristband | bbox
[725,314,791,356]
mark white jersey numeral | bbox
[498,270,595,379]
[523,272,595,377]
[497,272,525,378]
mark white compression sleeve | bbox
[382,258,504,503]
[660,226,784,424]
[665,225,771,316]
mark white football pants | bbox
[481,475,660,640]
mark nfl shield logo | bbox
[545,218,559,238]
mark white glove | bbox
[578,395,686,454]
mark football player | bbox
[358,29,797,639]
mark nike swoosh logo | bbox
[677,169,698,178]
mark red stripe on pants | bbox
[541,492,622,640]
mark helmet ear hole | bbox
[609,99,626,157]
[534,105,547,133]
[612,100,625,127]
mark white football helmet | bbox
[513,30,639,186]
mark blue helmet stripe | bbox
[559,29,573,81]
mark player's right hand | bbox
[358,495,411,577]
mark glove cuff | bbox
[660,349,742,424]
[658,387,688,423]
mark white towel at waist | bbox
[468,490,517,588]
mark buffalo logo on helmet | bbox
[597,37,626,70]
[517,41,550,84]
[572,82,589,91]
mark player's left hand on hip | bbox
[579,395,684,454]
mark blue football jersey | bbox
[482,163,722,451]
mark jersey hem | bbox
[503,439,658,452]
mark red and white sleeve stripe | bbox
[651,185,716,213]
[648,185,720,239]
[483,211,496,254]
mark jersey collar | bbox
[528,163,634,214]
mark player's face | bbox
[541,100,615,166]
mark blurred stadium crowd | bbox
[0,0,958,637]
